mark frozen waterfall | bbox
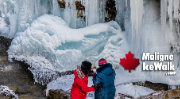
[0,0,180,85]
[8,15,128,84]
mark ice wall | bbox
[129,0,144,55]
[160,0,180,53]
[59,0,104,28]
[130,0,144,37]
[160,0,180,34]
[0,0,16,38]
[0,0,55,38]
[125,0,180,85]
[115,0,125,30]
[0,0,110,38]
[128,0,180,54]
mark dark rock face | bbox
[58,0,66,8]
[57,0,117,22]
[0,37,46,99]
[0,36,12,56]
[47,90,69,99]
[105,0,117,22]
[133,81,169,91]
[0,60,46,98]
[117,81,180,99]
[75,1,85,19]
[57,0,85,19]
[144,81,169,91]
[137,88,180,99]
[0,95,12,99]
[8,86,18,94]
[75,1,85,10]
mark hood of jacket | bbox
[74,66,88,79]
[96,63,113,76]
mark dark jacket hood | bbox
[96,63,113,76]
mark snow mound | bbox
[0,85,18,99]
[116,83,154,98]
[8,14,127,84]
[46,75,74,95]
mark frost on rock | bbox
[8,14,127,84]
[0,85,18,99]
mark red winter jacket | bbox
[70,70,95,99]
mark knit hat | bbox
[81,60,92,71]
[98,58,107,66]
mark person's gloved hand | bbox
[92,82,103,91]
[92,84,98,90]
[93,72,97,78]
[88,70,97,77]
[98,82,103,88]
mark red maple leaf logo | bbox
[119,51,140,72]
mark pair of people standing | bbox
[70,58,116,99]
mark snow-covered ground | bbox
[46,75,95,98]
[46,75,74,95]
[115,83,154,98]
[46,75,154,99]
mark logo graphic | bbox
[142,52,176,75]
[119,51,140,72]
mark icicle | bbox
[125,0,128,6]
[115,0,125,29]
[51,0,61,17]
[173,0,180,35]
[130,0,144,34]
[98,0,106,23]
[161,0,179,31]
[161,0,167,32]
[84,0,99,26]
[173,0,180,19]
[130,0,144,54]
[168,0,173,30]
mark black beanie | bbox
[81,60,92,71]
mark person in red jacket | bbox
[70,60,95,99]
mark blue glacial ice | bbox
[8,14,129,84]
